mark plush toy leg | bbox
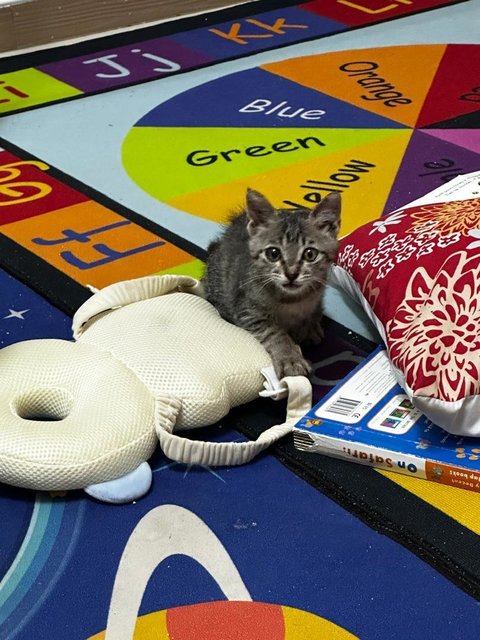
[84,462,152,504]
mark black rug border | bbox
[0,234,91,315]
[0,0,468,119]
[0,136,207,315]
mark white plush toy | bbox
[0,275,311,503]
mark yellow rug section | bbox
[378,470,480,535]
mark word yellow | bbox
[284,158,375,207]
[338,0,412,15]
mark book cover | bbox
[294,346,480,493]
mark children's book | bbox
[294,346,480,493]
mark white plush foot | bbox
[84,462,152,504]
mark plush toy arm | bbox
[73,274,203,338]
[155,376,312,466]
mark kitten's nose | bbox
[285,270,298,283]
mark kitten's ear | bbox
[246,189,275,233]
[310,192,341,236]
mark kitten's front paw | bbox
[274,355,311,379]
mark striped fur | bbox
[203,189,341,379]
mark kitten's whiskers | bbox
[239,274,268,290]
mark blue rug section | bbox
[0,269,478,640]
[135,67,405,130]
[0,269,72,348]
[2,436,479,640]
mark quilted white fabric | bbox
[0,340,156,490]
[0,275,312,491]
[75,288,271,429]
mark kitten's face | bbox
[249,212,338,300]
[246,191,341,302]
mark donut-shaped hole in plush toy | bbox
[12,387,74,422]
[0,338,158,491]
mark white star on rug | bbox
[3,308,30,320]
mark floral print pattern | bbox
[336,197,480,404]
[387,252,480,401]
[368,211,405,234]
[408,198,480,235]
[337,202,468,279]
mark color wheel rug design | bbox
[122,43,480,237]
[1,3,480,638]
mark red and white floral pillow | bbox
[331,197,480,437]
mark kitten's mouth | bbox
[280,282,306,298]
[276,281,308,302]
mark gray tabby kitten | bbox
[203,189,341,379]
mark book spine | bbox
[294,433,480,494]
[424,461,480,493]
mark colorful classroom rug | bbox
[0,1,480,637]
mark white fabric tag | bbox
[259,366,289,401]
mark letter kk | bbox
[209,17,307,44]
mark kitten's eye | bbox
[265,247,281,262]
[303,247,319,262]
